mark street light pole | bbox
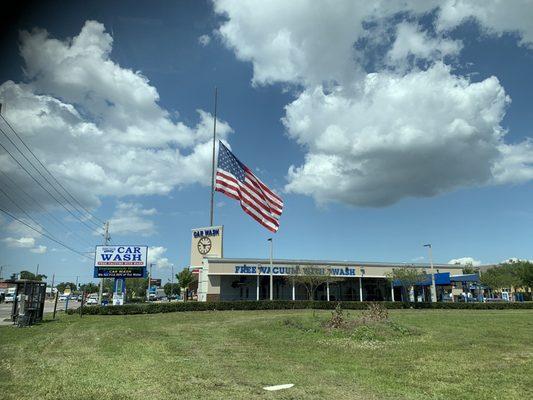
[171,265,174,298]
[424,244,437,302]
[147,263,154,301]
[268,238,273,301]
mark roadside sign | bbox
[94,245,148,267]
[93,245,148,278]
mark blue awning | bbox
[393,272,450,287]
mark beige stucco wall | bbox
[200,258,464,298]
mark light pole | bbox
[268,238,273,301]
[424,244,437,302]
[171,264,174,299]
[147,263,154,301]
[256,263,261,301]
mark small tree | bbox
[461,263,478,275]
[386,267,426,302]
[125,278,149,299]
[163,282,181,297]
[79,282,99,294]
[56,282,76,293]
[514,261,533,289]
[19,270,47,281]
[176,269,196,301]
[480,264,520,291]
[289,266,341,300]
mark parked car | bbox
[86,297,98,305]
[59,295,69,301]
[4,293,15,303]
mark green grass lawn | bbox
[1,309,532,399]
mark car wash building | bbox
[190,226,465,302]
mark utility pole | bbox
[75,275,79,289]
[36,263,39,277]
[51,273,55,298]
[98,221,110,304]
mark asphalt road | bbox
[0,299,80,326]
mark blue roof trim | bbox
[393,272,450,287]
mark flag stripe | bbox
[244,169,283,208]
[215,141,283,232]
[244,166,283,204]
[216,174,280,226]
[218,170,279,215]
[241,176,282,216]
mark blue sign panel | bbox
[93,266,147,278]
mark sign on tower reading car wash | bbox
[94,245,148,278]
[190,226,223,268]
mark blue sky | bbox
[0,0,532,285]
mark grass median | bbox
[1,309,532,399]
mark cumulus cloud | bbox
[30,245,47,254]
[436,0,533,47]
[215,0,533,207]
[283,64,529,206]
[108,201,157,237]
[386,22,462,68]
[198,34,211,46]
[2,236,36,248]
[148,246,173,269]
[448,257,481,266]
[0,20,232,213]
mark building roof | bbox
[204,257,465,270]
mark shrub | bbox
[66,300,533,316]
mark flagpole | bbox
[210,87,218,227]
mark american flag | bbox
[215,141,283,232]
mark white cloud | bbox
[0,20,232,213]
[148,246,173,269]
[215,0,533,87]
[198,34,211,46]
[3,218,42,238]
[448,257,481,266]
[437,0,533,47]
[284,64,533,206]
[108,201,157,237]
[386,22,462,67]
[216,1,533,207]
[30,245,47,254]
[2,236,36,248]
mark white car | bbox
[86,297,98,305]
[4,293,15,303]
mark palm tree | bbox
[176,269,195,301]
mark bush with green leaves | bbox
[68,299,533,316]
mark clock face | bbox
[197,236,212,255]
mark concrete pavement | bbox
[0,299,80,326]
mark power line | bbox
[0,130,101,235]
[0,170,96,249]
[0,206,93,260]
[0,124,101,231]
[0,114,106,227]
[0,185,78,250]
